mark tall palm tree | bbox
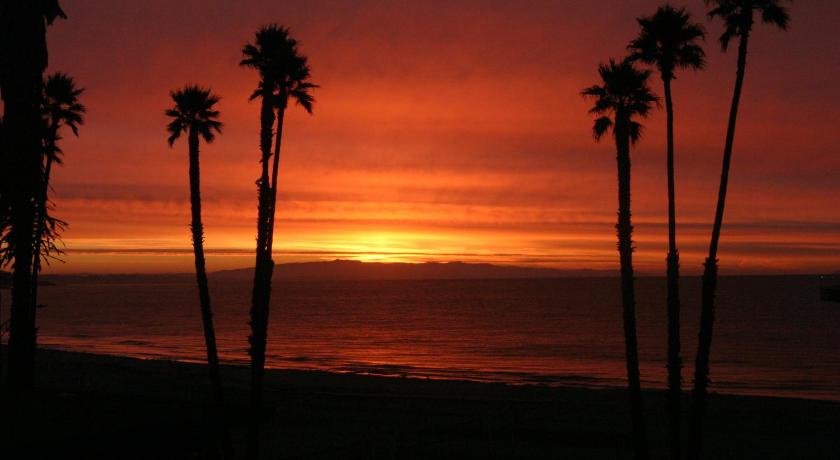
[689,1,790,458]
[628,6,705,458]
[165,85,231,457]
[240,25,316,459]
[582,57,657,460]
[31,72,85,317]
[0,0,65,389]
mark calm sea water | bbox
[31,275,840,401]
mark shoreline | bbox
[37,343,840,403]
[3,348,839,458]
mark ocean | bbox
[30,274,840,401]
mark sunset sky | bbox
[42,0,839,274]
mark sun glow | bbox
[301,231,453,264]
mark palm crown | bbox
[43,72,85,164]
[240,24,317,113]
[165,85,222,146]
[705,0,790,50]
[581,58,658,144]
[44,73,85,130]
[628,5,706,80]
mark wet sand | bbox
[2,348,838,459]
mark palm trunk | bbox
[0,273,3,379]
[663,76,682,460]
[30,158,51,323]
[0,118,3,380]
[0,121,3,381]
[187,128,231,458]
[7,151,37,391]
[266,104,285,252]
[688,28,751,460]
[2,2,48,390]
[246,99,286,460]
[31,131,57,328]
[614,112,648,460]
[246,89,276,460]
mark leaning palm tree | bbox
[165,85,230,457]
[582,57,657,460]
[628,6,705,458]
[31,72,85,315]
[689,2,790,458]
[240,25,316,459]
[264,51,315,256]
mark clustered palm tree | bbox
[628,6,705,459]
[240,24,316,459]
[584,1,791,458]
[582,58,658,460]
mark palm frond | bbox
[593,116,613,142]
[759,0,790,29]
[166,119,184,146]
[628,121,644,145]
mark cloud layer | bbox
[43,0,840,273]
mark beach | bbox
[3,348,838,459]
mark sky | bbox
[41,0,840,274]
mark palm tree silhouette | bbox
[0,0,65,389]
[0,110,4,378]
[582,57,657,460]
[689,1,790,458]
[165,85,231,457]
[240,24,317,459]
[0,116,6,380]
[31,73,85,318]
[628,6,705,458]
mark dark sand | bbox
[2,349,838,459]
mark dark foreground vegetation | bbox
[2,349,837,459]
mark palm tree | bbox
[628,6,705,458]
[0,116,6,379]
[0,0,65,389]
[582,57,657,460]
[240,25,316,459]
[689,1,790,458]
[165,85,231,457]
[31,72,85,318]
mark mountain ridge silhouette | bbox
[214,259,612,280]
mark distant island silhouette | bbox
[216,260,613,281]
[39,260,614,283]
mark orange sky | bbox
[41,0,840,274]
